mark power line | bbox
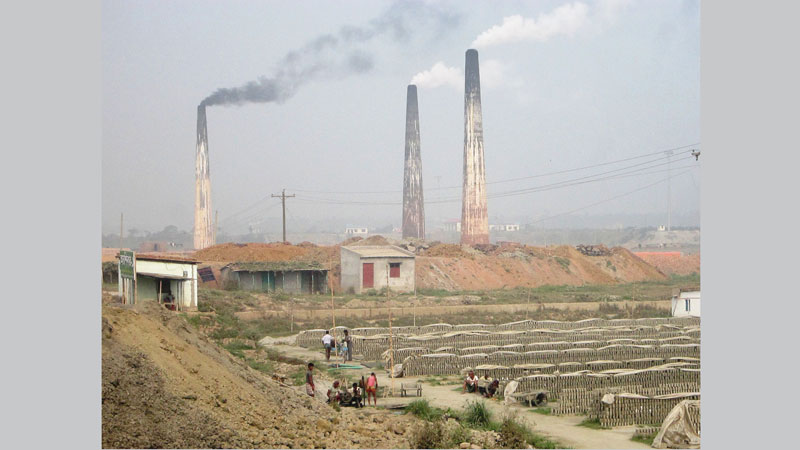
[528,170,691,225]
[287,143,699,195]
[291,156,698,206]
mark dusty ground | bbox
[633,252,700,276]
[267,341,650,449]
[102,299,418,449]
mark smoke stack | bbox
[402,85,425,240]
[194,104,214,250]
[461,49,489,245]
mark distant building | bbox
[139,241,183,252]
[671,289,700,317]
[489,224,520,231]
[345,227,369,235]
[340,245,415,294]
[443,220,461,232]
[118,253,199,309]
[220,262,329,294]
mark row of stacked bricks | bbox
[294,317,700,348]
[598,394,700,427]
[354,328,699,361]
[471,357,699,381]
[552,382,699,416]
[401,345,700,376]
[515,367,699,402]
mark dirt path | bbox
[262,341,649,449]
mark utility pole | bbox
[666,150,674,231]
[271,189,295,243]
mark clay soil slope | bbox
[102,300,414,449]
[633,252,700,276]
[416,244,666,291]
[188,239,669,292]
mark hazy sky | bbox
[102,0,700,235]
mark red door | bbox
[362,263,374,288]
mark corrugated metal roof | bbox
[124,253,200,264]
[341,245,414,258]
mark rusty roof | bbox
[117,252,200,264]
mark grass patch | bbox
[222,340,254,359]
[290,367,307,386]
[578,417,609,430]
[631,433,657,446]
[405,399,445,421]
[246,358,274,374]
[531,406,552,415]
[462,400,492,428]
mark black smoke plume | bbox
[200,1,460,107]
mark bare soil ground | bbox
[102,298,418,449]
[633,252,700,276]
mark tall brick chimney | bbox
[461,49,489,245]
[402,84,425,240]
[194,104,214,250]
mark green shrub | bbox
[498,417,561,449]
[463,400,492,428]
[409,420,472,449]
[405,399,444,421]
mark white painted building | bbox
[671,290,700,317]
[490,224,520,231]
[340,245,415,294]
[345,227,369,235]
[118,253,199,309]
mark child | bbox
[340,339,348,364]
[351,382,363,408]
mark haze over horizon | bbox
[102,0,700,236]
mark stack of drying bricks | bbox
[401,345,700,377]
[552,382,699,416]
[598,394,700,428]
[293,317,700,349]
[515,368,700,403]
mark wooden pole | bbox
[413,285,417,327]
[330,254,336,356]
[387,264,394,396]
[526,288,531,320]
[158,280,162,305]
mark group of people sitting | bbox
[325,372,379,408]
[462,370,500,398]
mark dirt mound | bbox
[421,243,475,258]
[346,235,392,246]
[193,243,310,262]
[416,245,668,291]
[634,252,701,276]
[102,302,415,448]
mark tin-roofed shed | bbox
[220,261,328,294]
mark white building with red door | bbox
[340,245,415,294]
